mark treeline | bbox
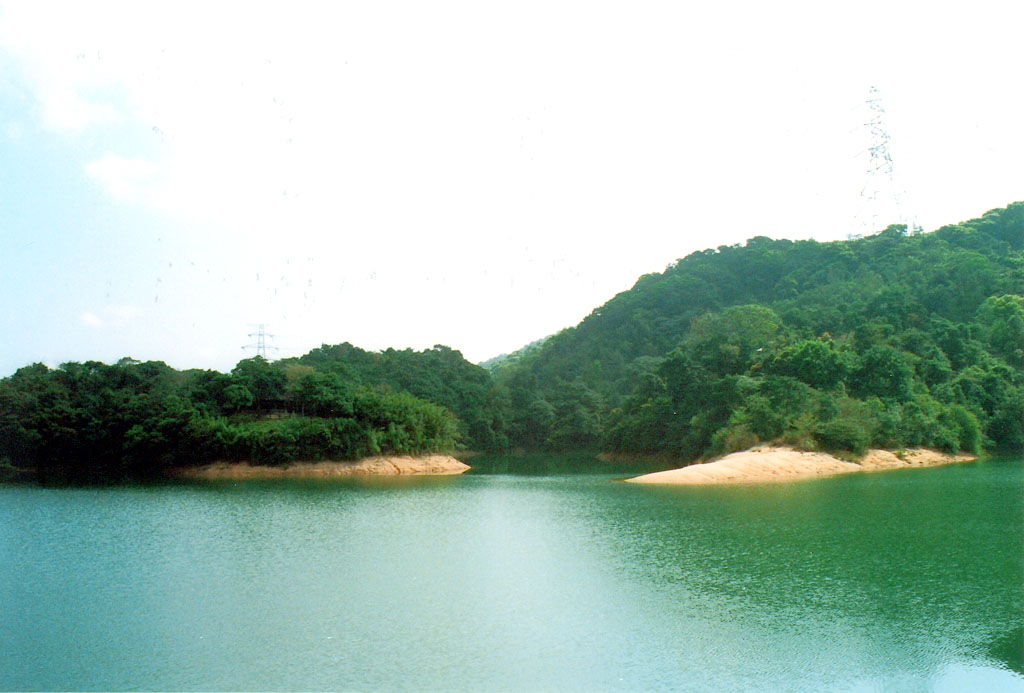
[498,203,1023,458]
[0,355,458,480]
[2,203,1022,478]
[603,301,1017,458]
[280,343,509,451]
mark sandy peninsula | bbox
[171,454,470,480]
[625,446,976,485]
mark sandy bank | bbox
[625,446,976,485]
[170,454,470,480]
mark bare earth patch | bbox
[170,454,469,480]
[625,446,976,485]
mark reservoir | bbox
[2,457,1022,690]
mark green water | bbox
[2,458,1022,691]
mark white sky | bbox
[1,1,1022,375]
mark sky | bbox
[1,1,1022,376]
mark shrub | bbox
[815,418,871,456]
[709,424,759,457]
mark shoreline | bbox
[624,446,977,485]
[169,454,470,480]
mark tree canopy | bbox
[2,202,1021,479]
[499,202,1023,458]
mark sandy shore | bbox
[170,454,470,480]
[625,446,976,485]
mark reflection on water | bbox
[986,623,1024,676]
[1,457,1022,690]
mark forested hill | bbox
[0,338,513,480]
[1,202,1021,479]
[279,343,507,450]
[498,202,1023,458]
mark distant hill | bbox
[478,336,550,373]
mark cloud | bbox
[0,4,127,132]
[5,2,1024,368]
[85,155,159,202]
[107,305,140,325]
[78,306,140,330]
[35,82,123,132]
[80,311,103,328]
[6,2,1023,245]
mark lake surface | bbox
[2,457,1022,691]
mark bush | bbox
[942,404,982,454]
[709,422,759,457]
[815,418,871,456]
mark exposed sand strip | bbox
[171,454,469,480]
[625,446,976,485]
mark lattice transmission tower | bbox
[855,86,919,236]
[243,323,279,359]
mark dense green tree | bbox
[976,295,1024,366]
[684,305,783,375]
[508,201,1022,459]
[231,356,287,410]
[282,343,508,450]
[3,202,1021,477]
[0,353,462,479]
[293,371,355,417]
[763,339,853,390]
[849,345,914,401]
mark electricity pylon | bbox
[243,323,279,359]
[856,86,919,235]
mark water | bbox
[2,457,1022,691]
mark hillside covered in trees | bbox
[0,352,468,480]
[1,202,1021,479]
[500,202,1023,459]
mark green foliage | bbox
[546,379,604,449]
[0,354,460,480]
[506,201,1024,459]
[764,339,854,389]
[223,384,255,412]
[685,305,783,375]
[3,203,1021,476]
[282,343,508,451]
[976,294,1024,365]
[815,398,874,456]
[231,356,287,409]
[293,371,355,417]
[849,345,914,401]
